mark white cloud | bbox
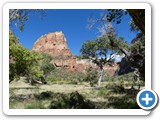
[110,54,125,62]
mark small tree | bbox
[81,35,117,87]
[88,9,145,81]
[9,30,43,83]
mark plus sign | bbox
[142,93,153,105]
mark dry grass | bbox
[9,79,143,109]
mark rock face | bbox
[32,31,118,76]
[75,59,118,76]
[32,31,76,70]
[118,57,134,75]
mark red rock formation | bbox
[103,63,119,76]
[32,31,76,70]
[32,31,119,76]
[75,59,118,76]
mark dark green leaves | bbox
[106,9,126,24]
[81,35,114,68]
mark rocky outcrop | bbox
[118,57,134,75]
[104,63,119,76]
[32,31,76,70]
[32,31,118,76]
[75,59,118,76]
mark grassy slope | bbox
[9,79,143,109]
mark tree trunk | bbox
[127,9,145,34]
[98,69,104,87]
[133,68,140,90]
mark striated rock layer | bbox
[32,31,118,76]
[32,31,76,70]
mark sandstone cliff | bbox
[32,31,118,76]
[32,31,76,69]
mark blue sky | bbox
[11,9,137,55]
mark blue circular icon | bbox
[137,89,158,110]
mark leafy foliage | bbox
[9,30,19,45]
[106,9,128,24]
[50,91,95,109]
[129,20,140,32]
[46,69,86,84]
[25,100,45,109]
[89,9,144,34]
[39,53,55,77]
[100,23,145,80]
[80,33,130,86]
[81,34,129,64]
[130,33,145,79]
[9,30,43,82]
[84,67,98,87]
[81,35,115,69]
[104,9,144,33]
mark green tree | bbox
[89,8,145,80]
[9,30,43,83]
[80,35,127,86]
[106,23,145,80]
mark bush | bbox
[97,87,109,97]
[25,100,45,109]
[68,72,86,84]
[84,67,98,87]
[103,72,114,82]
[50,91,95,109]
[46,72,58,83]
[46,69,86,84]
[40,53,55,76]
[35,91,53,100]
[104,72,145,90]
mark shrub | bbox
[97,87,109,97]
[25,100,45,109]
[40,53,55,77]
[67,71,86,84]
[35,91,53,100]
[46,69,86,85]
[46,72,58,83]
[84,67,98,87]
[50,91,95,109]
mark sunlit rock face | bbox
[33,31,119,75]
[32,31,76,70]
